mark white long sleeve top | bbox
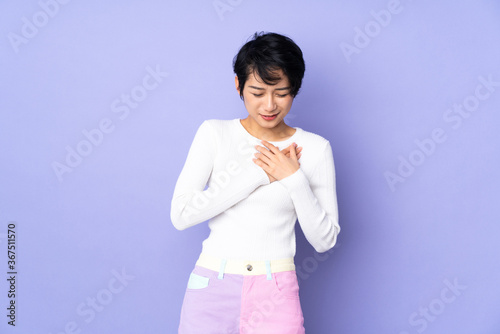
[170,118,340,261]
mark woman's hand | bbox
[252,141,302,183]
[281,144,302,160]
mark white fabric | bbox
[170,118,340,260]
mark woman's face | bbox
[236,69,294,128]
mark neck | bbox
[240,116,294,142]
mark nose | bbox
[263,94,277,112]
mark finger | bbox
[260,140,281,155]
[254,152,273,166]
[290,145,302,154]
[290,143,298,160]
[283,144,300,157]
[253,157,272,175]
[281,146,291,156]
[255,145,273,160]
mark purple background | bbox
[1,1,499,333]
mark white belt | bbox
[195,252,295,279]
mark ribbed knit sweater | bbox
[170,118,340,261]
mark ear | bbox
[235,75,240,93]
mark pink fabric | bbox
[178,265,305,334]
[240,270,305,334]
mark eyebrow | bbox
[248,85,290,91]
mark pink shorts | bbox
[178,264,305,334]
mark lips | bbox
[260,112,279,121]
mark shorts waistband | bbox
[195,253,295,277]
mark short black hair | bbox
[233,32,305,99]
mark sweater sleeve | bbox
[170,120,270,230]
[277,140,340,253]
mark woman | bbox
[171,32,340,334]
